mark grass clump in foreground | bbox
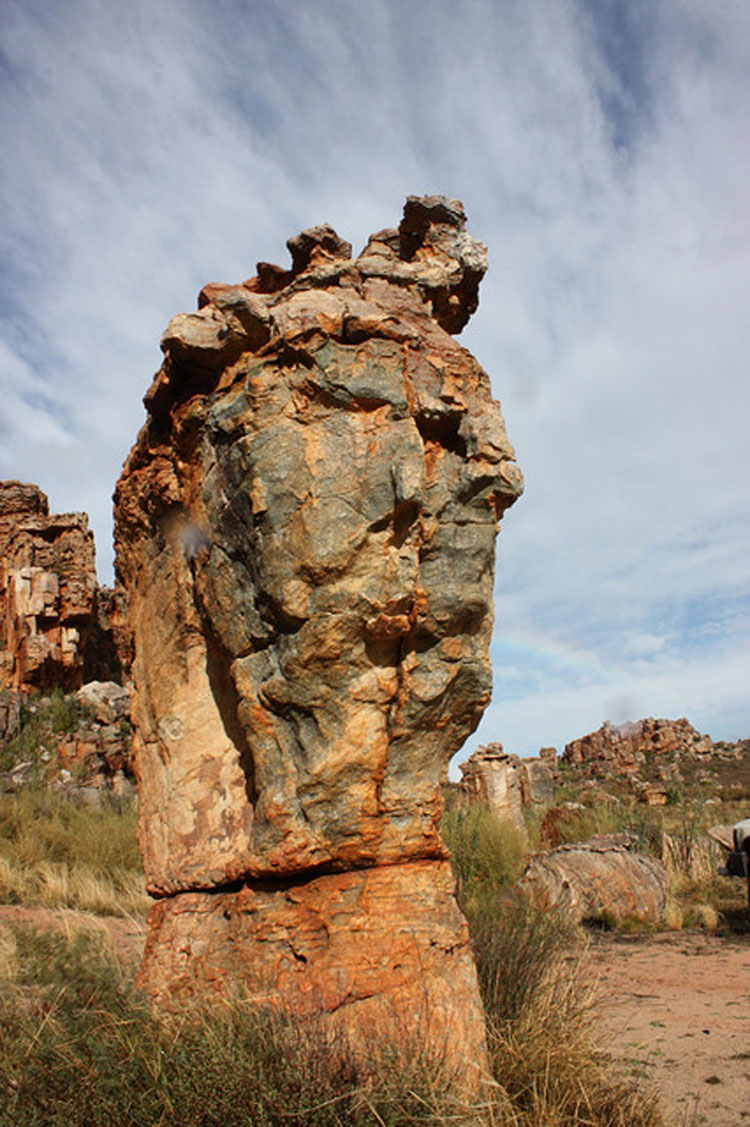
[0,925,482,1127]
[0,790,148,917]
[471,892,662,1126]
[0,903,664,1127]
[444,807,664,1125]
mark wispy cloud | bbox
[1,0,748,755]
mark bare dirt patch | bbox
[588,930,750,1127]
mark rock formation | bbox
[0,481,127,692]
[520,835,668,926]
[114,195,523,1072]
[0,680,134,799]
[457,742,555,826]
[562,718,713,779]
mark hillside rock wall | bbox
[0,481,126,691]
[562,718,714,779]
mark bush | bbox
[0,797,667,1125]
[442,806,664,1125]
[470,892,663,1127]
[470,890,578,1023]
[441,807,528,911]
[0,689,88,774]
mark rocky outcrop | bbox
[0,681,134,799]
[0,481,128,692]
[457,742,555,826]
[520,836,668,926]
[562,718,713,780]
[114,195,522,1074]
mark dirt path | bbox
[588,931,750,1127]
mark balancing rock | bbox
[114,195,523,1072]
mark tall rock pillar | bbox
[114,196,523,1076]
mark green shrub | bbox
[0,689,89,773]
[44,687,87,735]
[441,807,528,911]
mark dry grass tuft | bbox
[0,924,490,1127]
[469,891,663,1127]
[0,790,148,917]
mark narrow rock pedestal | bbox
[139,860,486,1069]
[115,196,523,1082]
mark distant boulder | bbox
[519,836,668,926]
[457,742,556,826]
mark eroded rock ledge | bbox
[114,195,523,1075]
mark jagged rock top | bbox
[141,195,495,429]
[563,717,714,776]
[0,481,49,520]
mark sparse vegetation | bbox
[0,786,666,1126]
[0,688,90,775]
[0,925,480,1127]
[477,902,663,1127]
[441,807,529,909]
[0,790,147,917]
[537,771,750,933]
[0,903,665,1127]
[441,810,663,1125]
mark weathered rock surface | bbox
[139,859,486,1066]
[520,837,668,925]
[114,195,522,1071]
[0,481,127,692]
[562,718,713,780]
[457,742,555,825]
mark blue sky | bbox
[1,0,748,762]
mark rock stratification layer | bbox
[114,196,523,1069]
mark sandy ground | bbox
[1,905,748,1126]
[588,930,750,1127]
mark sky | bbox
[1,0,748,765]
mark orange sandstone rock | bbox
[139,860,487,1076]
[562,717,714,778]
[114,196,523,1072]
[0,480,126,691]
